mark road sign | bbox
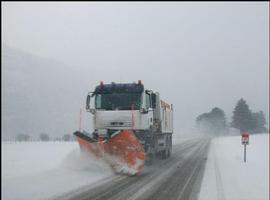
[241,133,250,162]
[241,133,249,145]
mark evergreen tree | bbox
[62,134,71,141]
[211,108,227,132]
[39,133,50,141]
[250,111,267,133]
[196,107,227,136]
[16,133,30,141]
[231,98,253,133]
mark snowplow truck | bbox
[74,81,173,175]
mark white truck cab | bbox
[86,81,173,159]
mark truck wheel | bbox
[146,153,154,165]
[165,135,170,159]
[161,150,167,160]
[168,135,172,158]
[169,146,172,157]
[170,135,172,155]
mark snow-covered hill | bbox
[2,45,92,140]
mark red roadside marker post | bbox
[241,133,249,162]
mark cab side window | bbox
[145,93,152,109]
[95,94,102,109]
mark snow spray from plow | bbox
[74,130,145,175]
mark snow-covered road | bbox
[52,138,210,200]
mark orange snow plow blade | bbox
[74,130,145,175]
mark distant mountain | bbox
[2,45,90,140]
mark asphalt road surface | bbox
[54,138,210,200]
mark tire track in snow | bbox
[134,139,209,200]
[213,142,226,200]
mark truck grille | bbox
[103,121,131,127]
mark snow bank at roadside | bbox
[199,134,269,200]
[2,142,114,200]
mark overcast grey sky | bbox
[2,2,269,134]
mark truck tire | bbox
[145,153,154,165]
[161,150,167,160]
[165,135,170,159]
[167,135,172,158]
[167,147,171,158]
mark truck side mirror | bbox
[86,92,94,112]
[86,94,91,111]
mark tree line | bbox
[15,133,76,142]
[196,98,268,136]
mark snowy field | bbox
[2,142,114,200]
[4,133,259,200]
[1,135,197,200]
[199,133,269,200]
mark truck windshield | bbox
[95,93,141,110]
